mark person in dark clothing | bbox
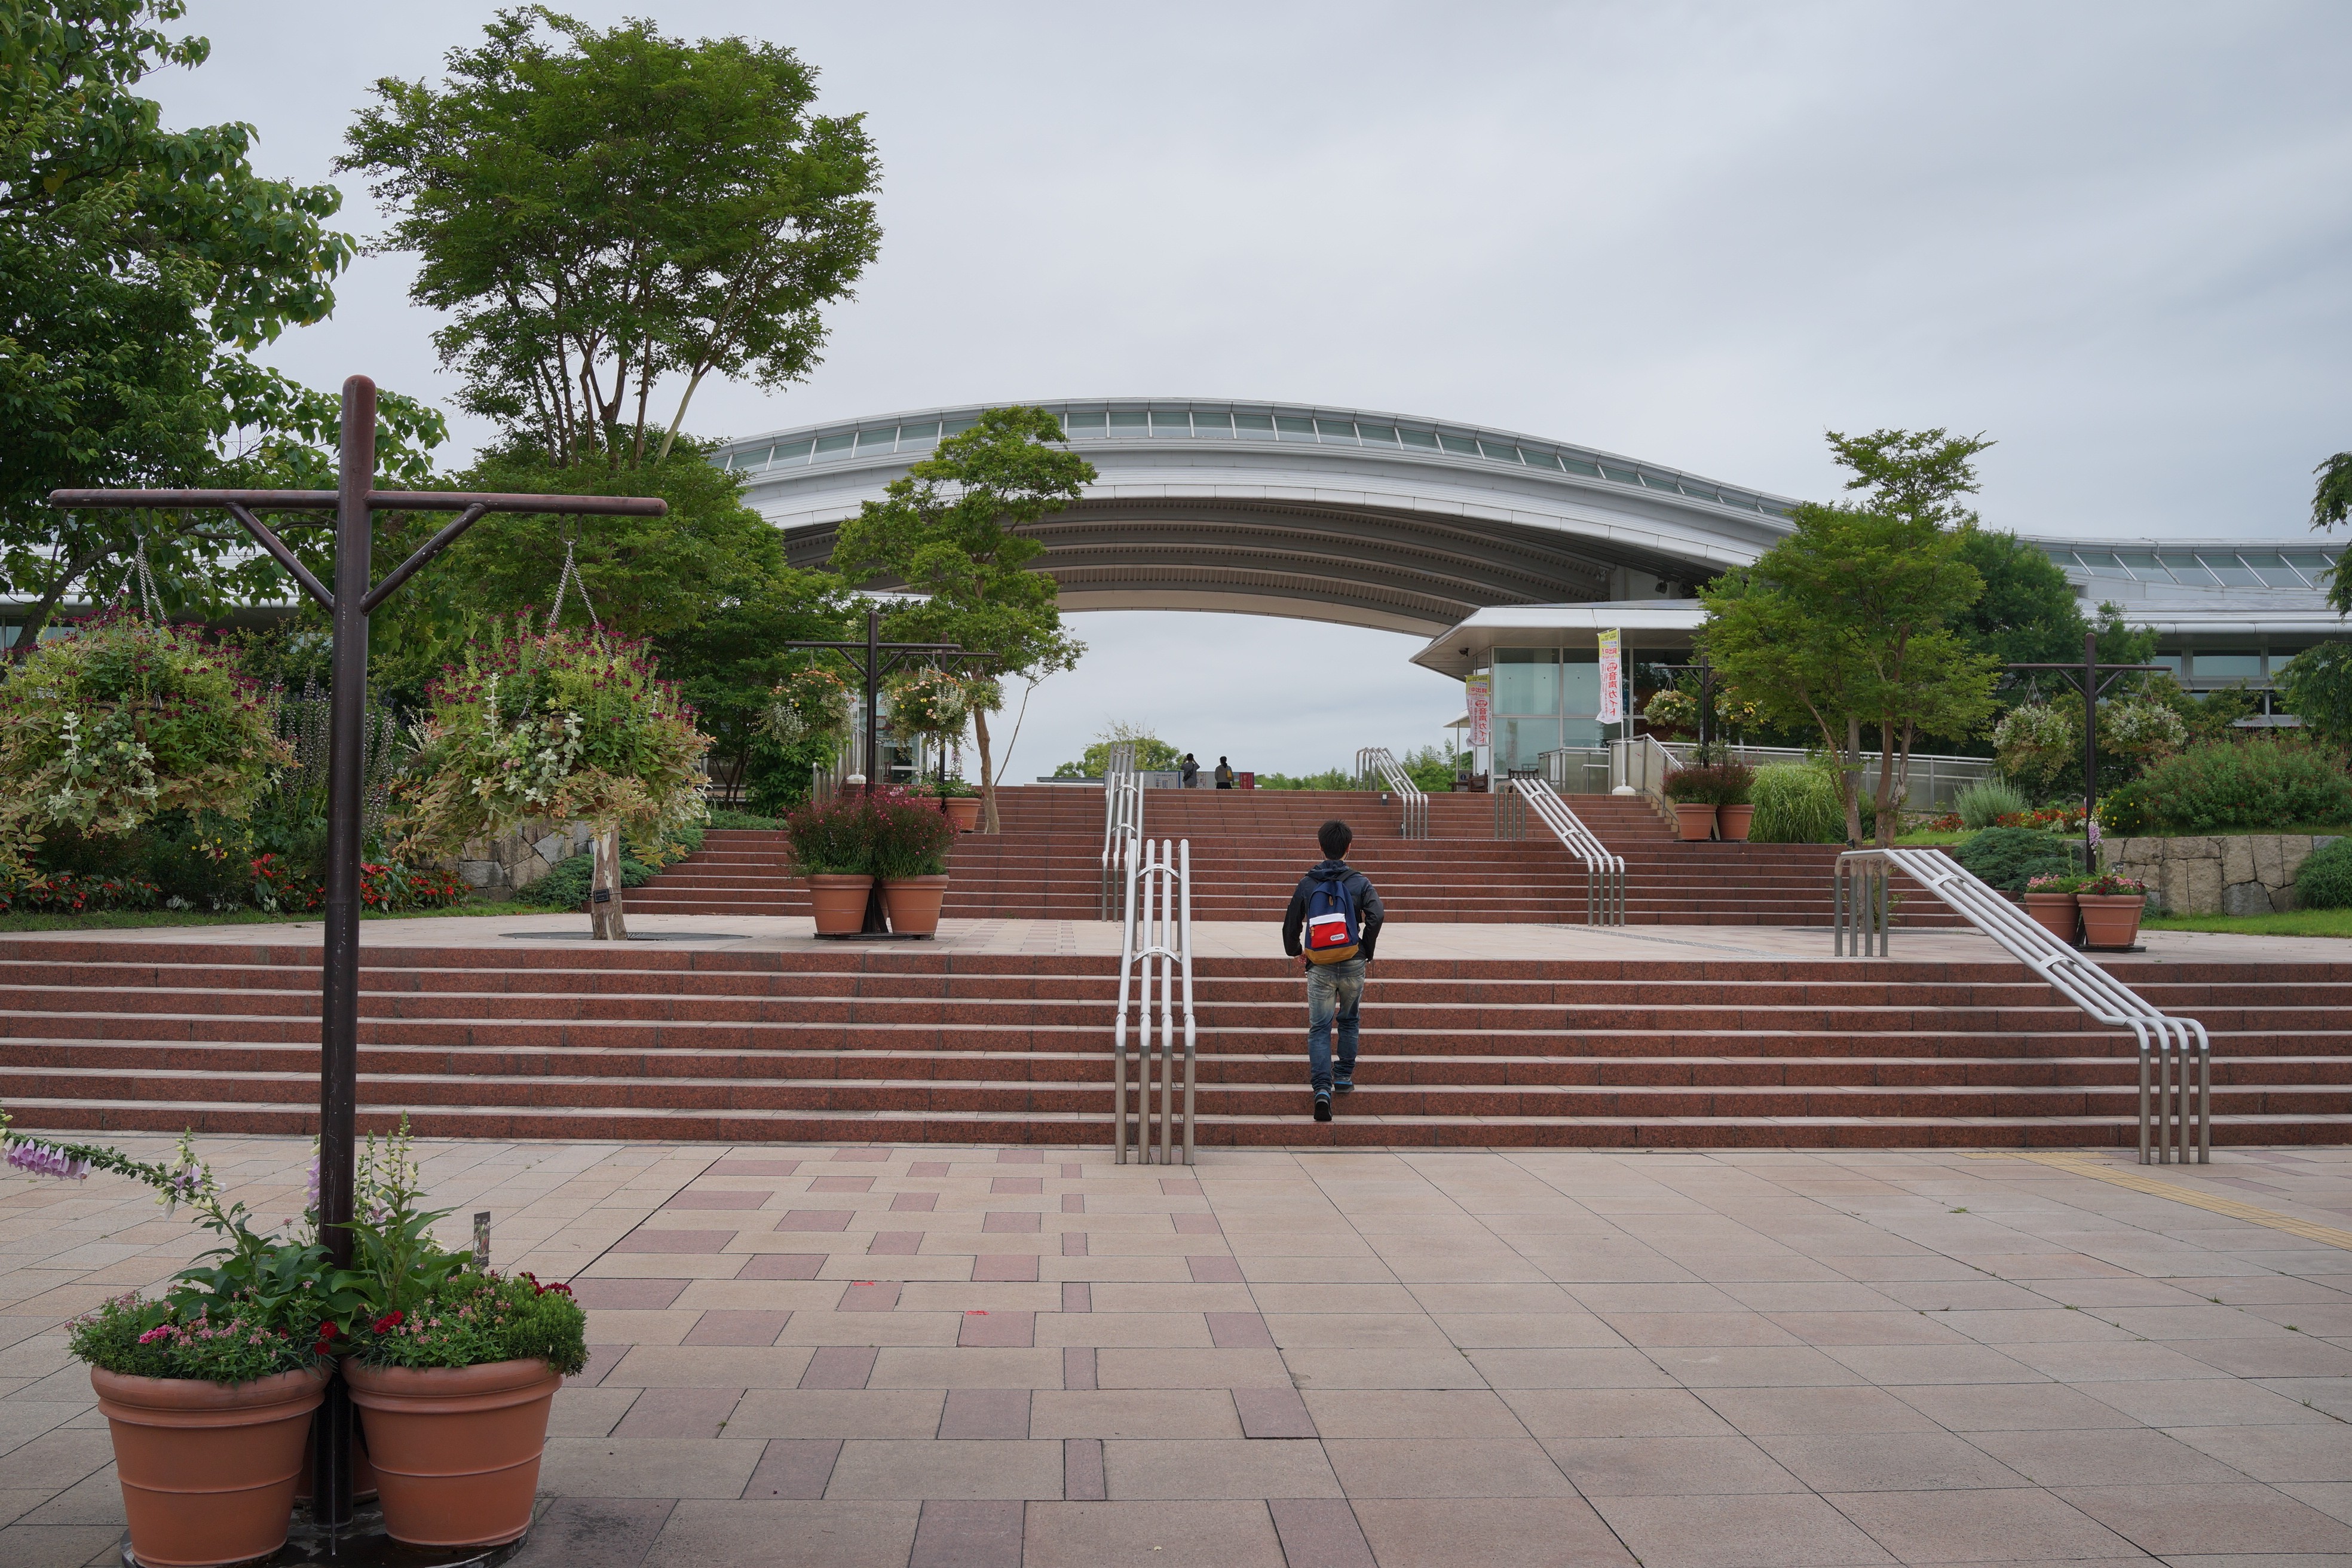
[1179,753,1199,788]
[1214,756,1235,789]
[1281,819,1385,1122]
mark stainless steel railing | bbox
[1113,837,1195,1165]
[1835,847,2208,1165]
[1512,775,1625,925]
[1097,743,1141,919]
[1354,746,1428,838]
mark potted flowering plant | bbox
[339,1125,585,1548]
[935,774,982,832]
[2022,872,2086,944]
[5,1118,360,1567]
[759,665,855,754]
[783,792,879,934]
[1662,766,1719,840]
[408,616,709,940]
[0,610,290,878]
[871,788,956,936]
[2075,871,2149,948]
[1710,763,1758,841]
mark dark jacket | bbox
[1282,859,1385,964]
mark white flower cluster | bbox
[41,709,158,825]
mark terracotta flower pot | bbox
[92,1364,326,1568]
[2077,894,2146,949]
[883,874,951,936]
[343,1358,561,1548]
[1716,804,1754,841]
[944,797,980,832]
[1673,802,1717,841]
[805,873,875,936]
[2022,892,2080,945]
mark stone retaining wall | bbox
[457,819,596,894]
[2105,833,2340,915]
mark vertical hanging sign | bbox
[1597,629,1624,726]
[1465,672,1492,750]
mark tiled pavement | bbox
[8,1139,2352,1564]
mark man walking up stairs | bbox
[1281,819,1385,1123]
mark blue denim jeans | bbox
[1305,957,1365,1095]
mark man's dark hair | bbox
[1318,820,1352,859]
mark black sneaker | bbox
[1313,1094,1333,1122]
[1334,1077,1354,1094]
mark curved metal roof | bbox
[720,398,1802,635]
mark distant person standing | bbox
[1180,752,1200,788]
[1215,757,1235,789]
[1281,819,1384,1122]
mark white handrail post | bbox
[1179,838,1196,1167]
[1113,834,1138,1163]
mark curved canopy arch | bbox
[724,397,1801,634]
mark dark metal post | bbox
[311,376,373,1526]
[1697,658,1714,765]
[863,607,880,797]
[2081,630,2099,873]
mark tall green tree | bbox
[1701,429,2000,844]
[2,0,384,649]
[1952,529,2087,667]
[339,6,881,468]
[829,408,1095,832]
[2311,451,2352,611]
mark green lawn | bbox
[2143,909,2352,939]
[1892,829,1970,846]
[0,901,553,934]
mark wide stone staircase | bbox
[1,938,2343,1148]
[627,787,1953,927]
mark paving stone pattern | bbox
[10,1138,2352,1564]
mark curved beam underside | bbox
[784,498,1720,635]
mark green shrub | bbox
[1748,764,1841,843]
[1953,779,2030,831]
[69,1296,321,1383]
[2296,838,2352,910]
[517,851,657,909]
[353,1271,587,1377]
[783,792,877,876]
[1953,826,2075,891]
[2095,739,2352,834]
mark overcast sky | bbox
[146,1,2352,776]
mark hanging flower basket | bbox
[406,617,709,938]
[758,666,854,752]
[2099,699,2187,758]
[1992,702,2078,776]
[0,611,289,875]
[883,667,975,739]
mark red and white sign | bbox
[1465,672,1492,749]
[1597,629,1623,725]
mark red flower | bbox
[371,1310,405,1333]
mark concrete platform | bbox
[8,1135,2352,1565]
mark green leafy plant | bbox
[353,1270,586,1377]
[1953,826,2075,892]
[783,792,877,876]
[1953,779,2030,830]
[1748,763,1843,843]
[2296,839,2352,910]
[1662,767,1716,804]
[2096,739,2352,835]
[704,808,783,829]
[871,791,954,880]
[68,1296,321,1383]
[883,667,975,740]
[2024,872,2086,893]
[2100,699,2187,758]
[0,613,292,875]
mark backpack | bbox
[1302,869,1361,964]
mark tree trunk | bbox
[1872,721,1898,847]
[590,825,629,940]
[1843,715,1865,847]
[973,706,1000,834]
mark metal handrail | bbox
[1354,746,1427,838]
[1511,776,1625,925]
[1113,836,1195,1165]
[1835,847,2209,1166]
[1097,743,1141,919]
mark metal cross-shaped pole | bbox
[2008,629,2167,874]
[780,605,984,933]
[50,376,664,1533]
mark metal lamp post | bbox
[50,375,664,1533]
[2007,630,2167,874]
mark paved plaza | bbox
[7,1138,2352,1565]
